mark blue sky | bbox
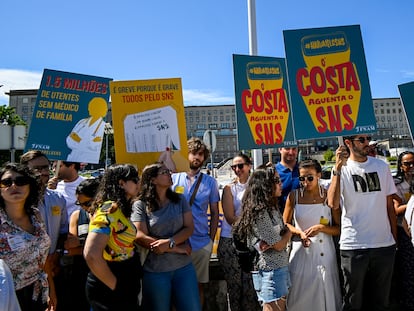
[1,0,413,106]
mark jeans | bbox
[142,263,201,311]
[340,245,396,311]
[251,266,290,304]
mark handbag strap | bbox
[189,173,203,206]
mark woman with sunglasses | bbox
[0,163,51,311]
[83,164,141,311]
[132,162,200,311]
[63,177,101,311]
[218,153,260,311]
[392,151,414,310]
[283,159,341,311]
[233,165,291,311]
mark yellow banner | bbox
[110,78,189,172]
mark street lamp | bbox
[104,123,113,169]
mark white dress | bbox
[287,200,342,311]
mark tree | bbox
[0,105,26,126]
[323,149,334,162]
[0,106,27,165]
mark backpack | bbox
[232,228,259,273]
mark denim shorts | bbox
[251,266,290,303]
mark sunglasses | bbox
[32,164,50,171]
[273,177,281,184]
[402,161,414,168]
[158,169,172,175]
[0,176,31,188]
[352,136,372,144]
[299,175,315,182]
[231,163,246,170]
[75,199,93,208]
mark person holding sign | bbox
[283,159,341,311]
[66,97,108,163]
[328,135,397,311]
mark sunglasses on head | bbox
[231,163,246,170]
[0,176,31,188]
[299,175,315,182]
[352,136,372,144]
[75,199,93,208]
[402,161,414,168]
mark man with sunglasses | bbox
[328,134,397,311]
[20,150,69,311]
[275,147,300,213]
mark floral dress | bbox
[0,207,51,303]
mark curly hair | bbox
[187,137,210,162]
[0,162,43,216]
[234,166,278,239]
[138,162,180,213]
[76,177,101,213]
[394,151,414,185]
[94,164,139,218]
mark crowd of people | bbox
[0,134,413,311]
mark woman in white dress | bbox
[283,159,342,311]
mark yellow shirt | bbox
[89,201,136,262]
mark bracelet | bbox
[332,169,341,176]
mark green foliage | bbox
[323,149,334,162]
[0,105,26,126]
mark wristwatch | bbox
[169,238,176,249]
[332,169,341,176]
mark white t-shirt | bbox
[405,196,414,246]
[220,181,248,238]
[56,175,86,218]
[339,157,396,250]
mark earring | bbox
[300,185,304,197]
[318,178,324,199]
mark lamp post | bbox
[104,123,113,169]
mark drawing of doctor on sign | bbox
[66,97,108,163]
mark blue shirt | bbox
[39,188,69,253]
[275,162,300,212]
[172,172,220,251]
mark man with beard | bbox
[172,137,220,308]
[328,134,397,311]
[20,150,69,310]
[275,147,300,213]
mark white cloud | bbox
[401,70,414,77]
[0,69,43,106]
[183,89,235,106]
[0,69,235,108]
